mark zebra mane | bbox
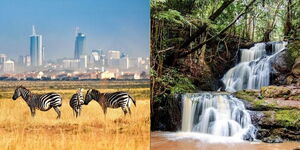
[87,89,91,95]
[91,89,101,97]
[17,85,30,91]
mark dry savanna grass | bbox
[0,81,150,150]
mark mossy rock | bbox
[234,90,259,102]
[234,89,298,110]
[234,90,273,110]
[275,109,300,129]
[261,86,291,98]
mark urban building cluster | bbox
[0,26,149,80]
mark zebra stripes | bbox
[69,88,84,117]
[84,89,136,116]
[12,86,62,119]
[11,86,137,118]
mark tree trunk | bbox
[284,0,292,38]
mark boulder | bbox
[271,50,295,85]
[286,75,294,85]
[261,86,291,98]
[272,51,292,73]
[292,57,300,78]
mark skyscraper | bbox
[74,32,86,59]
[30,26,43,66]
[0,54,7,64]
[3,60,14,73]
[107,50,121,59]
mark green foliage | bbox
[154,9,191,26]
[169,74,196,95]
[287,41,300,62]
[153,68,196,100]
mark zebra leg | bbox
[30,107,36,117]
[102,106,107,118]
[53,107,61,119]
[75,110,78,118]
[76,109,80,118]
[127,107,132,116]
[121,107,128,116]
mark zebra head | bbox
[12,86,23,100]
[84,89,92,105]
[77,88,84,94]
[84,89,98,105]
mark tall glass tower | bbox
[74,32,86,59]
[30,26,43,66]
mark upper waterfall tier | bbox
[222,42,287,92]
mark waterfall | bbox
[181,92,256,140]
[222,42,287,92]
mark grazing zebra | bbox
[12,86,62,119]
[84,89,136,116]
[69,88,84,117]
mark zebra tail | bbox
[128,95,136,107]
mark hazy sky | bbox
[0,0,149,60]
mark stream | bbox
[151,132,300,150]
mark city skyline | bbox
[0,0,149,60]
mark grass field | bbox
[0,81,150,150]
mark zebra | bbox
[69,88,84,117]
[12,85,62,119]
[84,89,136,116]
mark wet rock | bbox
[286,75,295,85]
[262,135,283,143]
[258,111,276,126]
[151,95,182,131]
[272,51,292,73]
[249,111,264,126]
[270,50,295,85]
[292,57,300,78]
[261,86,291,98]
[256,129,270,139]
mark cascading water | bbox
[222,42,287,92]
[165,42,287,143]
[181,92,256,140]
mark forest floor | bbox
[0,81,150,150]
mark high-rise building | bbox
[80,55,88,69]
[3,60,14,73]
[30,26,43,66]
[62,59,80,69]
[0,54,7,64]
[18,55,31,66]
[90,50,100,62]
[74,32,86,59]
[107,50,121,59]
[120,56,129,70]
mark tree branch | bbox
[178,0,257,58]
[179,0,235,49]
